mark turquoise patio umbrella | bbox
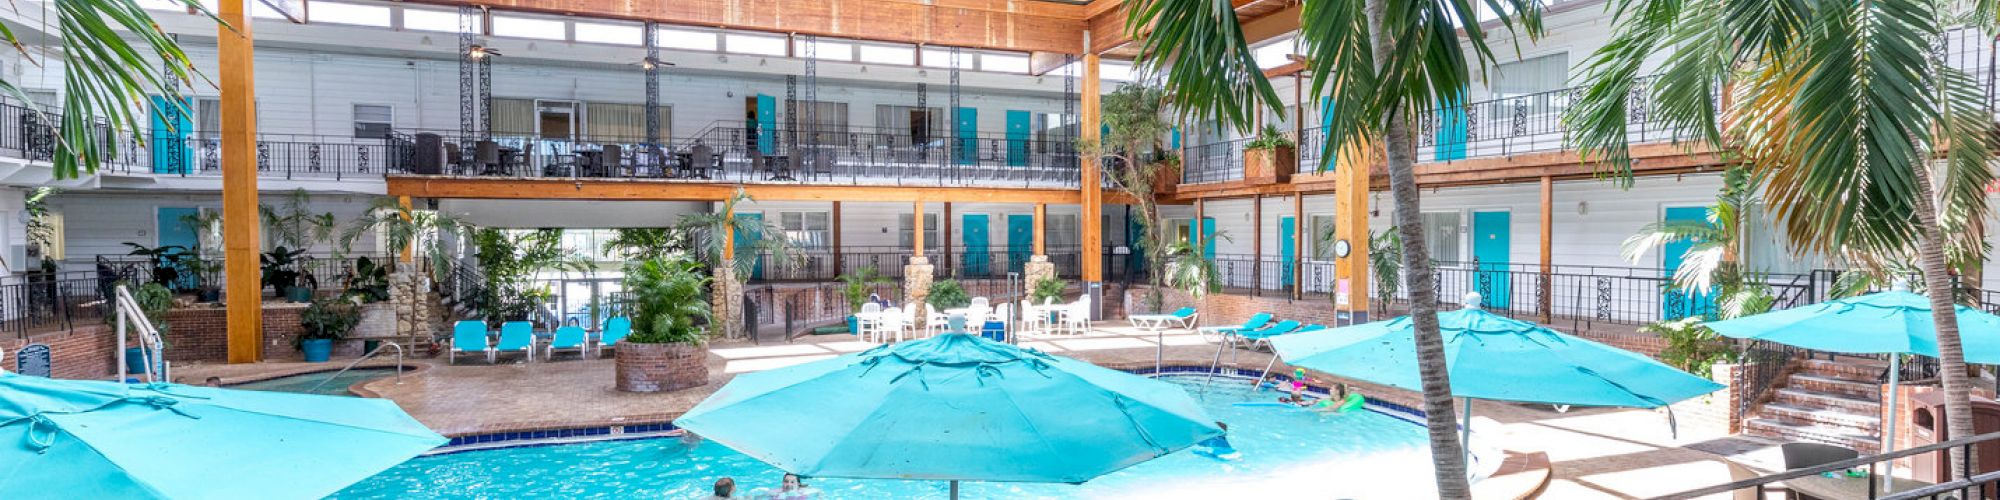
[676,332,1222,498]
[1268,296,1724,450]
[1705,289,2000,490]
[0,373,446,499]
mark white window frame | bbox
[308,1,392,27]
[399,8,461,33]
[574,21,643,46]
[657,27,720,51]
[352,103,395,139]
[724,33,788,56]
[491,15,568,41]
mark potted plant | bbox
[837,266,889,333]
[342,256,391,303]
[125,282,174,375]
[615,257,714,393]
[1030,277,1068,323]
[122,242,188,290]
[183,255,222,303]
[1241,124,1297,184]
[298,297,361,363]
[261,246,314,302]
[927,279,971,310]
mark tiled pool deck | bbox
[174,322,1788,499]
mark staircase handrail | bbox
[113,284,168,383]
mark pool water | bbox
[230,368,403,396]
[334,375,1443,499]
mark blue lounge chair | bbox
[547,326,587,360]
[1197,312,1272,343]
[448,320,490,365]
[598,317,632,357]
[496,321,536,362]
[1236,319,1303,349]
[1129,307,1199,331]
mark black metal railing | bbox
[1659,430,2000,499]
[1181,137,1248,184]
[742,245,1085,283]
[0,271,115,339]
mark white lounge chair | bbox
[1130,307,1199,331]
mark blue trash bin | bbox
[981,321,1007,342]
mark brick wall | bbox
[2,324,118,380]
[161,303,309,362]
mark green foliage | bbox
[1621,166,1755,291]
[1366,227,1404,299]
[676,189,793,282]
[602,227,687,261]
[1162,239,1220,298]
[123,242,188,289]
[1030,277,1069,305]
[16,0,214,179]
[1242,124,1296,151]
[926,279,971,310]
[297,297,362,347]
[472,228,587,321]
[129,281,174,333]
[260,189,336,251]
[341,196,471,280]
[25,188,57,258]
[343,256,391,303]
[260,246,311,292]
[838,266,890,310]
[623,257,713,344]
[1641,317,1737,374]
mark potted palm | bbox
[616,257,714,393]
[298,297,360,362]
[838,266,889,333]
[1241,124,1296,184]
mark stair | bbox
[1744,357,1887,454]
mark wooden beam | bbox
[1163,143,1730,201]
[407,0,1086,54]
[831,201,843,273]
[913,201,926,258]
[385,176,1088,204]
[1029,51,1071,76]
[1538,175,1553,323]
[1079,51,1103,282]
[1033,203,1047,255]
[220,0,262,364]
[397,195,415,264]
[1332,138,1370,313]
[722,199,735,260]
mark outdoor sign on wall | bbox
[15,343,51,377]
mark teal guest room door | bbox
[1471,210,1510,309]
[1006,214,1033,274]
[1660,206,1716,319]
[150,95,193,174]
[1005,110,1030,167]
[157,207,201,289]
[962,214,990,277]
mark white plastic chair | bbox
[1018,299,1046,335]
[857,303,883,342]
[902,303,920,341]
[1057,297,1092,335]
[877,313,907,343]
[925,304,951,337]
[969,297,990,316]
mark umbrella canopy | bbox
[0,373,445,499]
[1705,290,2000,362]
[676,333,1221,484]
[1269,307,1724,408]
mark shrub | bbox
[1642,317,1738,373]
[1030,278,1068,304]
[1242,124,1295,151]
[838,266,890,311]
[298,297,362,349]
[624,257,713,344]
[926,279,971,309]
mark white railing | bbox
[114,285,168,384]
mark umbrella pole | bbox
[950,480,959,500]
[1883,355,1901,492]
[1461,398,1473,462]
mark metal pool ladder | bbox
[307,341,406,394]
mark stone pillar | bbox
[711,259,745,340]
[903,256,934,328]
[1024,255,1056,292]
[389,271,427,341]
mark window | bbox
[574,22,642,45]
[921,48,973,68]
[492,16,567,40]
[792,40,853,61]
[1309,214,1338,259]
[1421,212,1463,262]
[1487,53,1568,97]
[1253,37,1295,69]
[1746,203,1827,275]
[352,104,393,139]
[582,102,670,143]
[725,33,787,56]
[1100,62,1136,82]
[27,211,62,261]
[658,28,719,51]
[858,44,915,65]
[899,213,941,252]
[1047,214,1080,249]
[401,8,461,32]
[195,97,223,138]
[309,2,391,26]
[979,53,1029,73]
[791,101,848,145]
[781,211,831,249]
[21,90,58,112]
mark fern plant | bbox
[1029,277,1068,305]
[926,279,971,309]
[837,266,890,310]
[624,257,713,345]
[1242,124,1295,151]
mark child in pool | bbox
[760,473,820,500]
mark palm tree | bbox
[601,228,688,262]
[340,196,472,278]
[1566,0,1994,480]
[1620,166,1756,292]
[676,189,792,282]
[3,0,212,179]
[1125,0,1544,495]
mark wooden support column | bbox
[913,201,926,258]
[831,201,843,274]
[1539,176,1554,323]
[220,0,262,364]
[1253,195,1263,292]
[397,196,415,264]
[1293,194,1305,299]
[1079,49,1103,283]
[1033,203,1047,255]
[1331,143,1370,316]
[722,200,735,260]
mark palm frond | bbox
[1122,0,1283,132]
[29,0,216,178]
